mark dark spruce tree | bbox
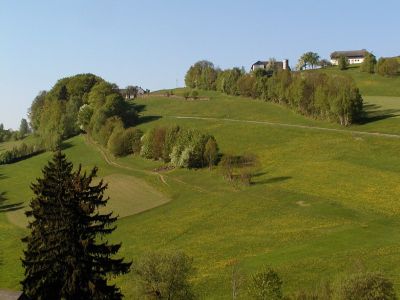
[21,151,131,299]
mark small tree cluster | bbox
[135,251,195,300]
[377,57,399,76]
[122,85,138,99]
[259,71,363,126]
[247,267,283,300]
[360,52,377,73]
[140,126,219,169]
[29,74,138,151]
[182,90,199,100]
[334,272,397,300]
[286,272,396,300]
[216,67,244,95]
[185,60,219,90]
[108,127,143,157]
[298,52,320,70]
[0,123,25,142]
[220,154,260,185]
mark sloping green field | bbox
[317,64,400,97]
[1,90,400,299]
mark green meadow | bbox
[318,64,400,97]
[1,79,400,298]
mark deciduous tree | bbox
[135,251,195,300]
[377,57,399,76]
[247,267,283,300]
[299,52,320,69]
[360,52,377,73]
[204,136,219,169]
[334,272,396,300]
[19,118,29,137]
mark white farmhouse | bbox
[251,59,289,72]
[330,49,368,65]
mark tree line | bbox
[185,61,363,126]
[0,118,30,143]
[360,53,400,76]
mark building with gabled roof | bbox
[330,49,368,65]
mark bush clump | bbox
[140,126,218,169]
[377,57,399,76]
[108,127,144,157]
[247,267,283,300]
[135,251,195,300]
[220,153,260,185]
[334,272,397,300]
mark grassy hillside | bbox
[316,64,400,97]
[139,89,400,135]
[1,89,400,298]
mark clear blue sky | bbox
[0,0,399,129]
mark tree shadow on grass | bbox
[0,191,24,213]
[132,103,163,125]
[60,141,73,150]
[252,176,292,185]
[133,104,146,114]
[359,103,400,124]
[137,115,162,125]
[252,172,267,178]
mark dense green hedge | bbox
[107,127,143,157]
[140,126,218,169]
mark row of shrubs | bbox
[0,143,44,165]
[107,125,219,169]
[164,89,200,100]
[134,251,397,300]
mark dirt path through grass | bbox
[169,116,400,139]
[85,135,169,186]
[84,135,210,194]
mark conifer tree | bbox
[21,151,131,299]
